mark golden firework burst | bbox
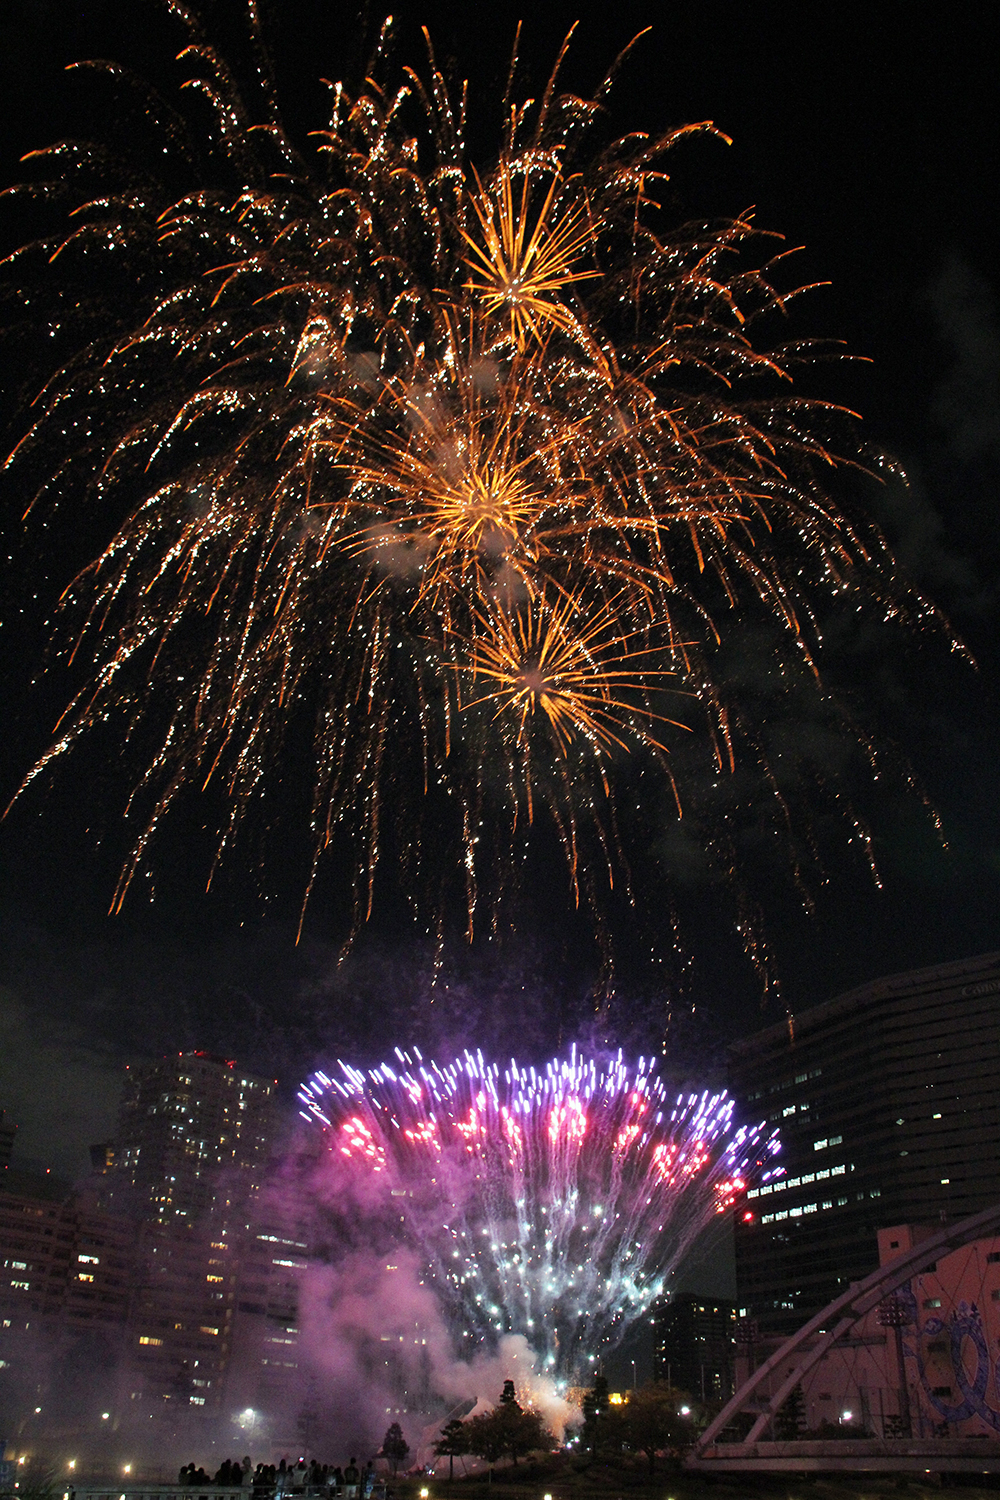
[2,5,948,978]
[459,589,683,760]
[462,161,600,350]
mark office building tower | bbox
[729,950,1000,1336]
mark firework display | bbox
[2,4,937,950]
[299,1047,779,1376]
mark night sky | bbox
[1,0,998,1180]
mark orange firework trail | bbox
[1,4,946,970]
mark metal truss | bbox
[688,1200,1000,1471]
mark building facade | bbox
[729,950,1000,1336]
[653,1294,736,1401]
[0,1183,135,1454]
[113,1053,275,1225]
[0,1110,16,1173]
[109,1054,277,1424]
[733,1223,1000,1438]
[1,1053,283,1459]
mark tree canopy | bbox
[464,1384,549,1467]
[607,1382,694,1475]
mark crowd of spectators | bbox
[177,1457,378,1494]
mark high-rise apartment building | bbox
[1,1054,284,1452]
[107,1053,278,1421]
[114,1052,275,1224]
[729,950,1000,1337]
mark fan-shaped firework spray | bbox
[299,1047,779,1377]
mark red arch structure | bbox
[687,1201,1000,1472]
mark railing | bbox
[65,1489,246,1500]
[65,1485,387,1500]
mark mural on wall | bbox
[897,1282,1000,1432]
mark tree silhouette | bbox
[380,1422,410,1476]
[434,1418,470,1482]
[582,1375,610,1454]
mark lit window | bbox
[78,1254,100,1265]
[924,1299,942,1309]
[138,1336,163,1346]
[77,1273,94,1283]
[831,1164,846,1176]
[200,1326,219,1336]
[783,1106,795,1117]
[814,1139,828,1151]
[747,1189,759,1200]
